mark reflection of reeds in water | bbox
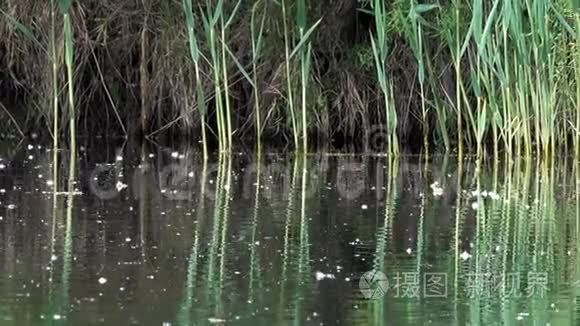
[368,156,399,324]
[576,160,580,326]
[279,157,299,321]
[457,156,573,324]
[294,154,311,321]
[217,157,232,316]
[47,192,62,318]
[60,192,75,317]
[347,155,580,324]
[47,165,76,320]
[452,157,464,325]
[177,159,207,325]
[275,154,313,324]
[159,155,336,325]
[249,153,262,304]
[202,155,232,317]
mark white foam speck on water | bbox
[315,271,336,281]
[116,181,128,192]
[98,277,107,285]
[208,318,226,324]
[488,191,500,200]
[460,251,472,261]
[430,182,444,197]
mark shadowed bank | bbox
[1,0,580,156]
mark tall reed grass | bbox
[1,0,580,158]
[370,0,399,156]
[59,0,77,186]
[183,0,208,159]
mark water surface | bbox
[0,143,578,325]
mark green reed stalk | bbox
[576,11,580,156]
[220,2,239,151]
[407,3,442,153]
[51,0,59,190]
[183,0,208,159]
[59,0,76,183]
[471,0,501,158]
[251,1,266,152]
[296,0,310,153]
[202,0,226,152]
[281,0,299,149]
[569,0,580,155]
[299,45,312,153]
[371,0,398,155]
[444,1,474,154]
[455,3,463,157]
[500,0,513,155]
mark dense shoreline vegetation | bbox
[0,0,579,156]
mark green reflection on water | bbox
[1,152,580,325]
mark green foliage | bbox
[353,44,374,70]
[1,0,580,157]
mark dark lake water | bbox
[0,141,579,325]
